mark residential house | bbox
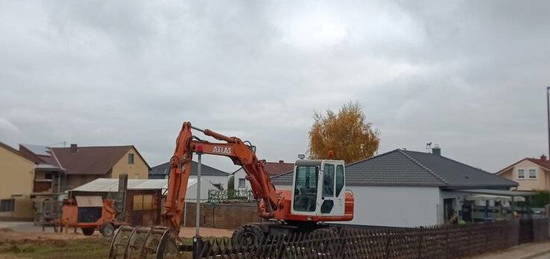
[1,142,150,220]
[149,161,228,201]
[497,155,549,191]
[0,142,36,220]
[52,144,150,189]
[271,147,518,228]
[233,160,294,191]
[22,144,150,190]
[19,144,66,194]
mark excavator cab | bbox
[291,160,350,219]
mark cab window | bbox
[336,165,344,196]
[293,165,318,212]
[323,164,335,197]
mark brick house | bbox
[497,155,549,191]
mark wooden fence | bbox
[198,218,549,259]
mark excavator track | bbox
[109,226,179,259]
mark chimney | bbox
[432,145,441,156]
[278,160,284,164]
[70,144,78,153]
[541,154,547,161]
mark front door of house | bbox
[443,198,456,223]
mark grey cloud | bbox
[0,0,549,172]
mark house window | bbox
[133,194,155,211]
[528,169,537,179]
[238,178,246,189]
[517,169,525,179]
[0,199,15,212]
[128,153,135,164]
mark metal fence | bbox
[208,190,254,203]
[198,218,549,259]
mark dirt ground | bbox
[0,221,233,258]
[0,221,233,240]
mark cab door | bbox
[319,161,345,216]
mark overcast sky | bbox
[1,1,549,173]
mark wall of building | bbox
[186,175,228,201]
[233,169,251,191]
[501,160,548,191]
[183,202,261,229]
[0,146,36,219]
[111,147,149,179]
[336,186,441,227]
[66,174,101,190]
[275,182,441,227]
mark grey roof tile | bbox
[401,150,517,188]
[150,161,228,177]
[271,149,517,189]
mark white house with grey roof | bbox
[149,161,229,201]
[271,147,519,228]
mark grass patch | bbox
[0,238,109,259]
[0,238,197,258]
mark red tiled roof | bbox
[526,158,550,170]
[263,161,294,176]
[497,156,550,174]
[51,146,133,175]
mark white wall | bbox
[342,186,441,227]
[233,169,252,191]
[185,175,228,201]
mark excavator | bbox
[108,121,354,258]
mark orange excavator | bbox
[109,122,354,258]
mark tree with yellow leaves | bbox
[309,102,380,163]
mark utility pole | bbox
[547,87,550,159]
[547,87,550,215]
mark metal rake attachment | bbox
[108,226,178,259]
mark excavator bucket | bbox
[109,226,178,259]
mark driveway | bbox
[473,241,550,259]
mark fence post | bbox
[192,236,204,259]
[384,229,392,259]
[445,228,449,259]
[417,227,423,259]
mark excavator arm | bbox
[163,122,281,235]
[110,122,282,259]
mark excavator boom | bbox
[163,122,281,234]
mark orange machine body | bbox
[272,190,354,222]
[61,198,119,231]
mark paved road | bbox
[473,242,550,259]
[0,221,50,233]
[531,252,550,259]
